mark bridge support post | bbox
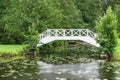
[71,30,73,36]
[63,30,65,36]
[47,29,50,36]
[55,29,58,36]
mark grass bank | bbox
[0,45,28,63]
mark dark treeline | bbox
[0,0,120,47]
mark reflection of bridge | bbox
[37,29,100,47]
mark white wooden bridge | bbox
[37,29,100,47]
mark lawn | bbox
[0,45,28,63]
[0,45,27,56]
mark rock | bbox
[99,54,107,59]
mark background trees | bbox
[75,0,103,28]
[115,5,120,36]
[0,0,120,49]
[0,0,84,44]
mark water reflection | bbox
[37,60,104,80]
[0,59,40,80]
[98,62,114,80]
[1,59,120,80]
[98,62,120,80]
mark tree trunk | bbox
[107,53,113,61]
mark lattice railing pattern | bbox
[39,29,97,40]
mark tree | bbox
[75,0,103,28]
[0,0,11,43]
[115,5,120,36]
[58,0,84,28]
[95,7,118,61]
[0,0,84,45]
[25,23,39,49]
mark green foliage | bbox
[25,24,39,49]
[115,5,120,36]
[113,39,120,60]
[106,0,120,9]
[0,0,84,45]
[75,0,103,28]
[95,7,118,57]
[0,0,11,44]
[0,0,120,48]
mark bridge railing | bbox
[39,29,97,40]
[39,30,47,39]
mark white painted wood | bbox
[37,29,100,47]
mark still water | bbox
[0,58,120,80]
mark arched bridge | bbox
[37,29,100,47]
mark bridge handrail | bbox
[39,29,97,39]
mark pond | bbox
[0,58,120,80]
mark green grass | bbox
[0,45,27,56]
[0,45,28,63]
